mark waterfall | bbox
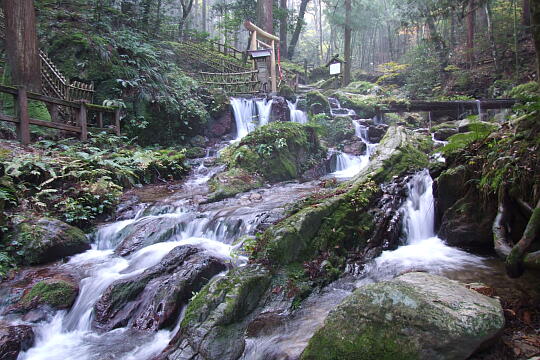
[256,98,273,127]
[328,97,356,117]
[360,170,484,282]
[331,152,364,179]
[287,99,308,124]
[231,97,308,140]
[231,97,257,140]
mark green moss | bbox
[21,279,78,309]
[302,324,418,360]
[221,122,325,183]
[278,84,297,102]
[373,145,430,183]
[208,168,264,201]
[306,90,331,116]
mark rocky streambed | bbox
[0,95,538,360]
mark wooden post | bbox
[98,112,104,128]
[16,86,31,145]
[114,108,121,136]
[270,40,277,93]
[250,31,257,51]
[78,102,87,141]
[47,103,59,123]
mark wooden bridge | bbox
[375,99,517,120]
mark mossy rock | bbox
[306,90,331,116]
[302,272,504,360]
[278,84,297,103]
[19,279,78,310]
[12,218,90,265]
[221,122,325,183]
[208,168,264,202]
[332,92,378,118]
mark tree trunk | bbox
[506,199,540,277]
[202,0,207,32]
[156,0,163,32]
[288,0,310,59]
[466,0,476,68]
[257,0,273,35]
[279,0,288,58]
[318,0,324,64]
[532,0,540,83]
[523,0,531,27]
[425,15,448,71]
[1,0,41,93]
[179,0,194,39]
[342,0,351,86]
[485,1,499,72]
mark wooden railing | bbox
[0,85,119,145]
[199,70,260,95]
[0,10,94,104]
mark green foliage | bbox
[439,120,494,157]
[402,42,442,99]
[1,134,189,228]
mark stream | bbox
[1,96,522,360]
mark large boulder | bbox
[457,119,499,134]
[94,245,227,332]
[0,322,35,360]
[12,218,90,265]
[368,125,387,143]
[157,265,271,360]
[301,272,504,360]
[306,90,331,116]
[433,127,458,141]
[343,139,367,156]
[269,96,291,123]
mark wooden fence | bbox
[0,85,119,145]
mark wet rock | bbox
[433,127,458,141]
[114,216,186,256]
[157,265,271,360]
[209,110,234,138]
[278,84,296,103]
[367,125,387,143]
[17,279,78,311]
[269,96,291,123]
[435,166,497,249]
[246,311,287,337]
[0,321,35,360]
[94,245,228,332]
[0,266,80,317]
[438,190,497,249]
[12,218,90,265]
[343,139,367,156]
[249,192,263,202]
[302,272,504,360]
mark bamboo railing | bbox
[199,70,260,95]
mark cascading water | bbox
[288,99,308,124]
[361,170,485,282]
[331,119,378,179]
[231,97,308,140]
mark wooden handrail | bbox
[0,85,119,144]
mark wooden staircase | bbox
[0,10,95,104]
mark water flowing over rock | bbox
[94,245,228,332]
[12,218,90,265]
[0,321,35,360]
[301,272,504,360]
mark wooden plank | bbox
[28,118,81,133]
[0,113,18,123]
[85,103,116,112]
[16,87,30,145]
[97,112,103,128]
